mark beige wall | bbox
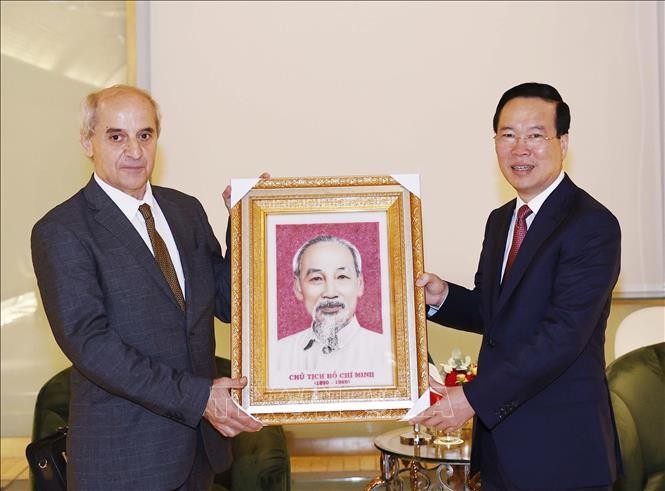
[149,1,664,298]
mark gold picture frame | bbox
[230,175,428,425]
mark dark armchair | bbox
[30,357,291,491]
[606,342,664,491]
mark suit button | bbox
[488,338,496,347]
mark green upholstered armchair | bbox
[606,342,664,491]
[30,357,291,491]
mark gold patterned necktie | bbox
[138,203,186,311]
[505,204,532,278]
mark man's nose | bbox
[125,138,143,159]
[321,280,338,298]
[511,137,530,155]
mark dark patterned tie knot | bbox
[505,204,532,278]
[139,203,153,220]
[138,203,185,311]
[516,204,532,222]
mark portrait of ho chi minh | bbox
[270,234,394,389]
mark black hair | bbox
[492,82,570,136]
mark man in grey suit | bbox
[31,85,262,490]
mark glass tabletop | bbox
[373,426,472,464]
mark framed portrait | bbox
[230,175,428,425]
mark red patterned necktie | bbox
[138,204,186,311]
[505,204,532,277]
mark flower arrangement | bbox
[440,348,477,387]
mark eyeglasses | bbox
[494,132,560,149]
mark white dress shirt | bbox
[94,174,186,298]
[270,316,394,388]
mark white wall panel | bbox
[0,1,127,437]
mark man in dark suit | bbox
[31,85,262,490]
[412,83,622,490]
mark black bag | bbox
[25,426,67,491]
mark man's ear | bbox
[80,134,93,159]
[293,276,304,302]
[358,274,364,297]
[559,133,569,160]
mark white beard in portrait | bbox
[311,298,351,354]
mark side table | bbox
[365,425,473,490]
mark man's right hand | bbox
[415,272,449,308]
[203,376,263,437]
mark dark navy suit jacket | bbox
[430,175,622,488]
[31,176,232,490]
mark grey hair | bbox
[80,84,161,139]
[292,235,362,277]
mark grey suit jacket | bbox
[31,176,232,490]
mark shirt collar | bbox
[515,170,565,216]
[302,316,362,351]
[94,173,155,221]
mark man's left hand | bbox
[203,376,263,437]
[410,385,475,431]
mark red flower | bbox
[444,370,459,387]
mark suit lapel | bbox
[487,202,514,316]
[496,175,577,312]
[83,177,186,314]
